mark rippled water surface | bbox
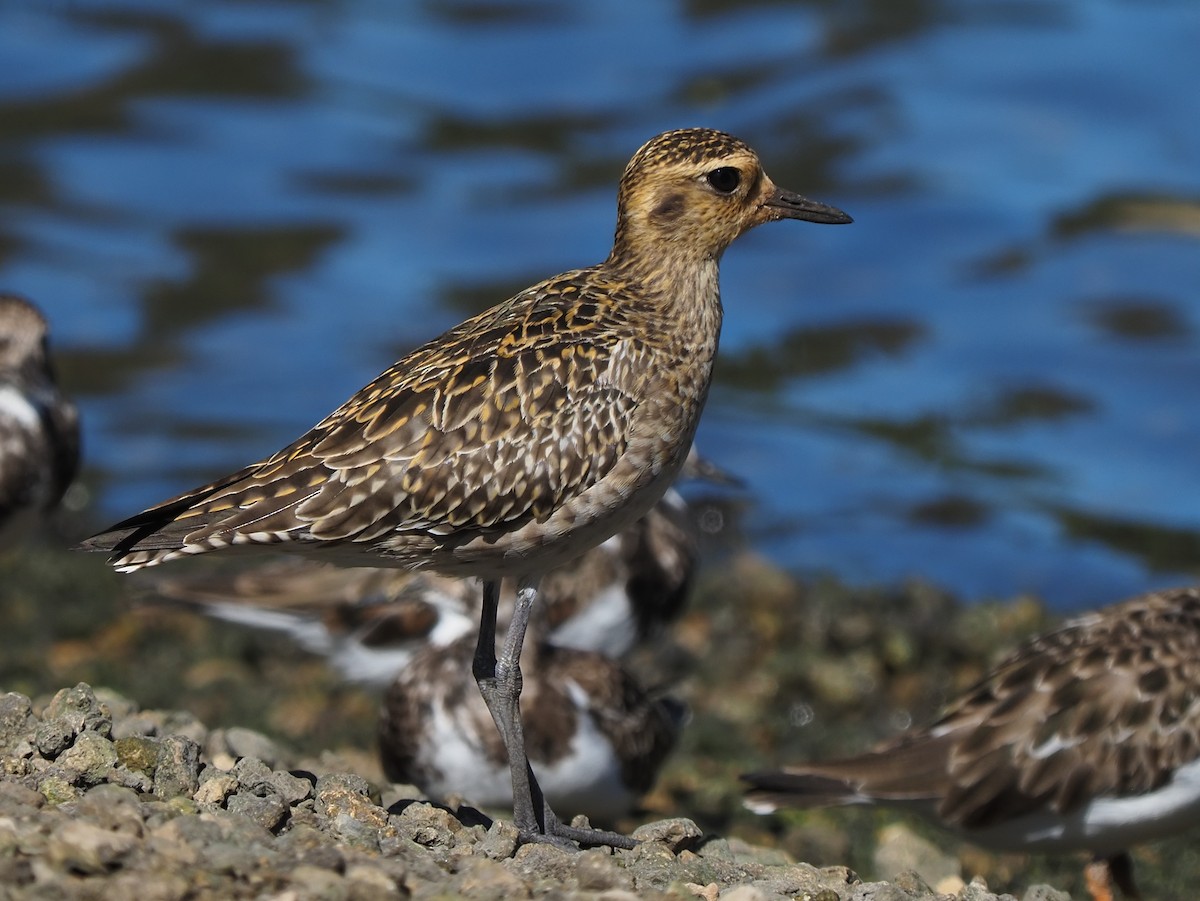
[3,0,1199,610]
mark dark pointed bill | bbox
[764,188,853,225]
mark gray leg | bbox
[475,576,636,850]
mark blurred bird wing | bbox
[934,594,1200,829]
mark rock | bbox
[194,770,238,806]
[0,779,45,815]
[153,735,202,799]
[114,735,160,774]
[458,856,533,900]
[576,847,633,891]
[219,726,285,768]
[391,802,462,850]
[720,887,768,901]
[45,819,138,874]
[231,755,273,790]
[0,680,1077,900]
[751,861,836,898]
[35,684,112,758]
[316,773,391,850]
[226,784,290,832]
[0,693,37,756]
[268,769,314,805]
[631,816,704,852]
[38,774,79,804]
[477,819,521,860]
[508,841,577,887]
[56,731,118,785]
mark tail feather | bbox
[742,734,955,814]
[742,770,863,813]
[76,466,257,566]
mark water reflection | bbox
[0,0,1197,611]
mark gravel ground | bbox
[0,682,1070,901]
[8,531,1200,898]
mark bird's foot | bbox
[517,819,637,851]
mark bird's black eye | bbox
[705,166,741,194]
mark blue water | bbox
[3,0,1198,611]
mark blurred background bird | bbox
[0,294,79,545]
[744,586,1200,901]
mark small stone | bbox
[91,687,139,721]
[458,857,532,900]
[345,862,401,892]
[684,882,720,901]
[56,731,118,785]
[0,780,46,815]
[46,818,138,874]
[226,786,290,832]
[576,847,633,891]
[166,795,200,816]
[508,841,576,885]
[630,817,704,853]
[81,782,142,809]
[316,776,390,851]
[222,727,285,768]
[114,736,160,774]
[717,887,765,901]
[478,819,520,860]
[231,755,273,788]
[287,864,346,895]
[846,883,909,901]
[38,775,80,804]
[890,870,934,894]
[153,735,202,800]
[751,862,831,898]
[194,772,238,806]
[269,770,315,805]
[315,771,373,801]
[36,684,112,758]
[0,693,36,756]
[391,802,461,849]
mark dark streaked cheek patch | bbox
[650,193,685,224]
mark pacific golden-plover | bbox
[0,293,79,540]
[744,587,1200,900]
[81,127,851,847]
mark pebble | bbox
[0,683,1069,900]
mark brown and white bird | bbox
[743,587,1200,901]
[0,293,79,541]
[379,633,685,825]
[80,127,851,847]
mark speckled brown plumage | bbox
[0,294,79,536]
[744,587,1200,900]
[81,127,851,847]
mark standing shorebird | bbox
[80,127,851,847]
[0,294,79,540]
[743,587,1200,900]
